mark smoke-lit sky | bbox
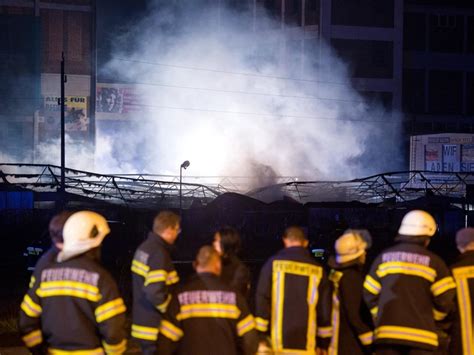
[94,0,403,179]
[1,0,403,182]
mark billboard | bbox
[39,96,90,143]
[411,133,474,173]
[96,84,144,117]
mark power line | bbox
[117,79,366,104]
[113,57,351,86]
[132,102,397,124]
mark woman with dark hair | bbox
[213,226,250,297]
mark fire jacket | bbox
[131,231,179,343]
[255,246,332,354]
[28,246,60,289]
[157,272,259,355]
[19,250,127,354]
[449,250,474,355]
[220,254,251,298]
[327,258,373,355]
[363,240,456,351]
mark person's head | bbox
[48,211,74,249]
[194,245,222,276]
[456,228,474,253]
[282,226,308,248]
[335,230,370,265]
[396,210,437,247]
[57,211,110,262]
[213,226,241,257]
[153,211,181,245]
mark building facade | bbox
[0,0,95,162]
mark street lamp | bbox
[179,160,190,212]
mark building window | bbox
[404,12,426,51]
[429,14,464,53]
[467,72,474,115]
[403,69,425,114]
[428,70,463,114]
[285,0,302,26]
[360,91,393,111]
[468,16,474,53]
[304,0,319,26]
[330,39,393,79]
[331,0,394,28]
[256,0,282,29]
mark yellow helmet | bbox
[398,210,436,237]
[335,231,368,264]
[58,211,110,262]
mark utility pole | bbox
[60,52,67,194]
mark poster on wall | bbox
[96,84,144,116]
[461,144,474,172]
[424,144,442,172]
[39,96,90,143]
[442,144,460,172]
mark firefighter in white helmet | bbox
[19,211,127,354]
[363,210,456,354]
[328,230,374,355]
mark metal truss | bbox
[0,164,224,208]
[1,164,473,207]
[247,171,474,204]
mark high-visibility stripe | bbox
[317,326,333,338]
[145,269,167,286]
[376,261,436,282]
[21,294,42,318]
[433,308,447,321]
[95,298,126,323]
[37,281,100,302]
[102,339,127,354]
[271,269,285,351]
[166,270,179,285]
[370,306,378,319]
[452,266,474,355]
[177,303,241,320]
[22,329,42,348]
[160,319,184,341]
[131,324,159,341]
[237,314,256,336]
[273,260,323,277]
[363,275,381,295]
[255,317,269,332]
[29,275,36,288]
[306,274,319,351]
[431,276,456,296]
[358,331,373,345]
[48,348,104,354]
[157,294,172,313]
[131,259,149,278]
[375,325,438,347]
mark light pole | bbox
[179,160,190,213]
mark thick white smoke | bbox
[98,1,403,181]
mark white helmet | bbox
[398,210,436,237]
[57,211,110,262]
[335,231,368,264]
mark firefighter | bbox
[213,226,251,297]
[19,211,127,354]
[157,245,259,355]
[449,227,474,355]
[363,210,456,354]
[131,210,181,354]
[328,230,374,355]
[255,226,332,354]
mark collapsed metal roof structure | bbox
[1,163,473,208]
